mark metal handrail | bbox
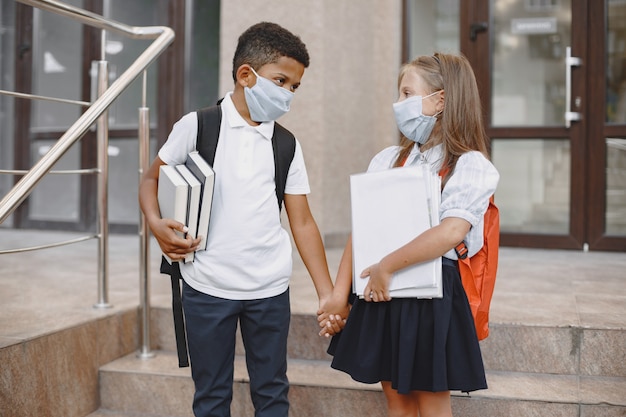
[0,0,175,358]
[0,168,99,175]
[0,234,99,254]
[0,89,91,107]
[0,0,174,223]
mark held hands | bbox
[317,293,350,338]
[361,261,392,303]
[315,259,393,338]
[149,217,202,262]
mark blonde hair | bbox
[393,53,490,183]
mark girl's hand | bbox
[318,314,346,337]
[361,262,392,302]
[317,293,350,337]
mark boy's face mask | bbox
[392,90,442,145]
[244,67,294,122]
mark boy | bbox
[138,22,334,417]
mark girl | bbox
[319,52,499,417]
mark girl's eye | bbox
[275,78,285,86]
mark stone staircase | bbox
[2,237,625,417]
[87,305,626,417]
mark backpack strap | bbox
[196,104,222,166]
[159,257,189,367]
[272,122,296,209]
[437,164,472,260]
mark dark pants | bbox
[182,281,291,417]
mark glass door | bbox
[487,0,583,249]
[463,0,625,251]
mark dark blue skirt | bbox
[327,259,487,394]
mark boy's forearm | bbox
[139,157,167,226]
[138,176,162,226]
[332,235,354,299]
[292,222,334,300]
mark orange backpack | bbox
[400,157,500,340]
[452,195,499,340]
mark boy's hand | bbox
[150,217,201,262]
[317,294,350,338]
[318,314,346,337]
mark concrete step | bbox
[96,351,384,417]
[152,306,626,378]
[94,351,626,417]
[480,324,626,378]
[152,306,331,361]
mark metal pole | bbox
[94,51,112,309]
[137,70,154,358]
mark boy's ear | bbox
[235,64,255,88]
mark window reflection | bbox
[186,0,220,111]
[606,0,626,124]
[491,0,571,127]
[29,141,80,222]
[31,1,83,131]
[407,0,460,59]
[103,0,163,129]
[606,138,626,235]
[0,0,15,218]
[492,139,570,234]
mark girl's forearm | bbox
[379,218,469,275]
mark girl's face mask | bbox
[244,67,294,122]
[392,90,442,144]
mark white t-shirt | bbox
[158,93,311,299]
[366,143,499,259]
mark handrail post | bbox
[94,54,112,309]
[138,70,154,358]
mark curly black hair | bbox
[232,22,310,82]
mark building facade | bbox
[1,0,625,251]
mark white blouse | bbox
[366,143,499,259]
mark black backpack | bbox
[160,103,296,367]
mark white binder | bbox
[350,166,442,299]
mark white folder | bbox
[350,166,442,299]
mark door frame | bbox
[587,1,626,251]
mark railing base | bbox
[136,350,156,360]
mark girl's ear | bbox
[436,90,445,112]
[235,64,255,88]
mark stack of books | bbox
[350,165,442,299]
[157,151,215,264]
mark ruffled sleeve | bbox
[440,151,499,258]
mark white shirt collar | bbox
[222,92,274,140]
[407,143,444,170]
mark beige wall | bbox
[219,0,403,247]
